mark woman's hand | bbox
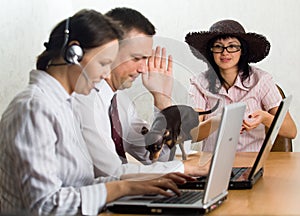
[242,107,297,138]
[242,110,268,132]
[105,172,195,203]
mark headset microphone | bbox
[72,56,100,92]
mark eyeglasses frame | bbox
[210,45,241,53]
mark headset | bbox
[62,17,84,64]
[60,17,99,92]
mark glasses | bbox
[210,45,241,53]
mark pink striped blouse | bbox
[189,66,282,152]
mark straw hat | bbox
[185,19,270,63]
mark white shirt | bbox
[0,70,115,215]
[73,81,184,177]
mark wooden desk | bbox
[100,152,300,215]
[211,152,300,215]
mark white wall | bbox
[1,0,299,151]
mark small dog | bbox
[143,101,219,161]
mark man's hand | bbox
[142,46,173,110]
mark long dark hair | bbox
[204,35,251,94]
[36,9,123,70]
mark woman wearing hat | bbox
[186,19,296,152]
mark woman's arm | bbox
[242,107,297,138]
[106,172,195,203]
[190,114,222,142]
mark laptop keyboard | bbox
[151,190,203,204]
[231,167,248,180]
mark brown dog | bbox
[143,101,219,161]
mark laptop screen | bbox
[203,102,245,204]
[248,95,292,179]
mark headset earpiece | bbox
[62,17,84,64]
[64,44,83,64]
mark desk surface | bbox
[100,152,300,215]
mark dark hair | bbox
[204,35,251,94]
[105,7,156,36]
[36,9,123,70]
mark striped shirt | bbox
[0,70,116,215]
[189,66,282,152]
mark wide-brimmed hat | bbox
[185,19,270,63]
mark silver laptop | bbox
[180,95,292,190]
[228,95,292,189]
[106,102,246,215]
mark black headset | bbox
[62,17,84,64]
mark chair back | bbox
[270,84,293,152]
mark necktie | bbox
[109,94,127,163]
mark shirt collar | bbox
[96,80,116,108]
[234,74,249,91]
[29,70,71,104]
[218,73,250,95]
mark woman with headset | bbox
[0,9,194,215]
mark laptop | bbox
[179,95,292,190]
[106,102,246,215]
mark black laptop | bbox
[179,95,292,190]
[106,102,245,215]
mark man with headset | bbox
[74,7,208,178]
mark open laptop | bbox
[106,102,245,215]
[180,95,292,190]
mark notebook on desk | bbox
[106,102,245,215]
[180,95,292,190]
